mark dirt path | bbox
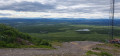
[0,41,101,56]
[70,41,102,50]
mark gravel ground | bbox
[0,41,101,56]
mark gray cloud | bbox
[0,0,119,13]
[0,0,120,18]
[0,1,55,12]
[0,13,11,16]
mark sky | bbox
[0,0,120,19]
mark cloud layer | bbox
[0,0,119,19]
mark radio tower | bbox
[110,0,115,39]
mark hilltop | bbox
[0,41,120,56]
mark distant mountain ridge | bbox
[0,18,120,26]
[0,18,86,20]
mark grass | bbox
[96,43,120,48]
[90,43,120,56]
[51,41,62,46]
[86,51,113,56]
[114,44,120,48]
[29,31,110,42]
[28,25,120,42]
[19,45,54,49]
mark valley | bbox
[0,19,120,56]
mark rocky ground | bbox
[0,41,104,56]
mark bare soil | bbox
[0,41,101,56]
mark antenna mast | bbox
[110,0,115,39]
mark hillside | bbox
[0,24,51,48]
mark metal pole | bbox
[111,0,115,39]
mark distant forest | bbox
[0,18,120,26]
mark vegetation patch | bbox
[86,51,113,56]
[0,24,52,48]
[26,25,120,42]
[114,44,120,48]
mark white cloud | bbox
[10,0,56,4]
[0,10,110,19]
[0,0,119,19]
[56,4,92,10]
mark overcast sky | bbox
[0,0,119,19]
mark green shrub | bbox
[0,41,6,47]
[6,43,19,48]
[101,52,113,56]
[114,44,120,48]
[86,51,113,56]
[40,40,51,46]
[92,47,102,50]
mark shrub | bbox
[114,44,120,48]
[0,41,6,47]
[86,51,113,56]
